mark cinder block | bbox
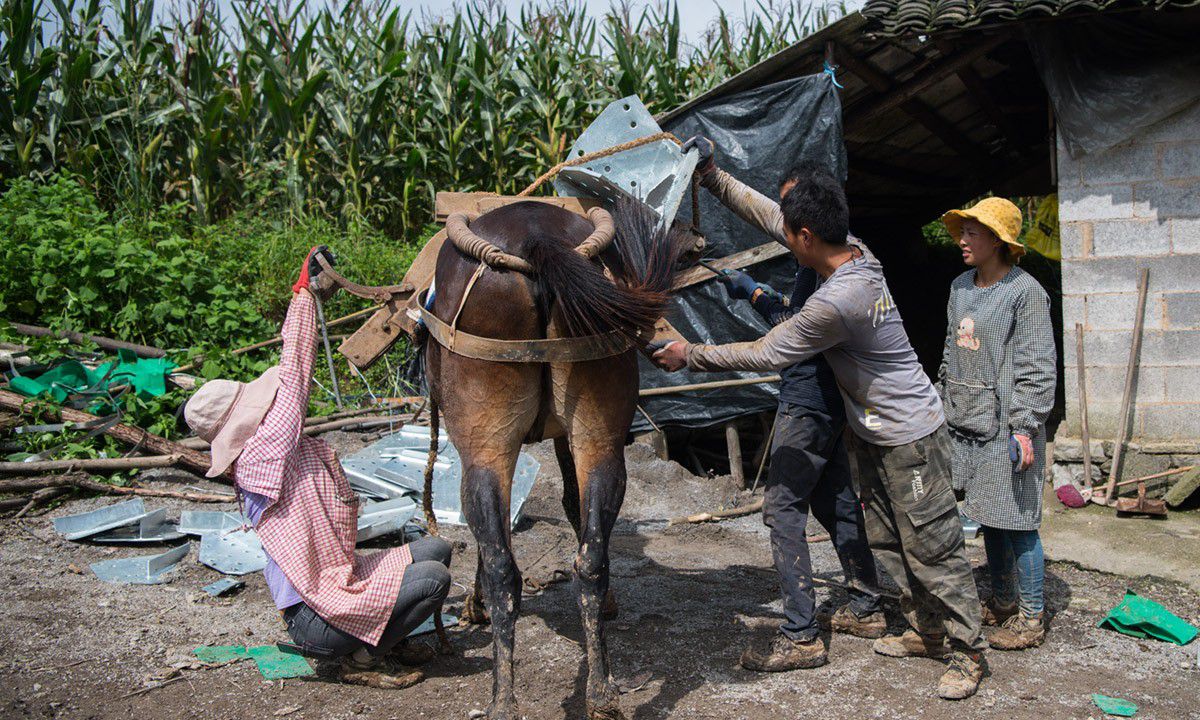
[1056,134,1083,187]
[1164,366,1200,403]
[1059,184,1136,221]
[1085,292,1163,331]
[1062,255,1200,294]
[1138,403,1200,440]
[1173,217,1200,254]
[1164,292,1200,329]
[1059,221,1090,259]
[1091,219,1171,257]
[1160,142,1200,180]
[1061,294,1085,330]
[1065,402,1122,439]
[1082,142,1158,185]
[1064,365,1165,405]
[1143,329,1200,367]
[1133,180,1200,220]
[1139,101,1200,143]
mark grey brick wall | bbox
[1059,100,1200,441]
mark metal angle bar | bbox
[93,508,186,544]
[178,510,247,536]
[53,499,151,541]
[90,543,190,585]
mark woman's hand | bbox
[652,341,688,372]
[1011,433,1034,471]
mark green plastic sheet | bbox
[1098,590,1198,646]
[10,349,176,403]
[1092,694,1138,717]
[193,645,314,679]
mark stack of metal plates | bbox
[340,426,541,527]
[53,499,184,543]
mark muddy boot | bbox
[818,604,887,639]
[980,597,1018,627]
[740,633,828,672]
[339,652,425,689]
[937,650,985,700]
[872,629,948,659]
[987,612,1045,650]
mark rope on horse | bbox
[445,205,615,274]
[421,398,452,652]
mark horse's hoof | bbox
[462,591,490,625]
[586,699,626,720]
[600,588,619,621]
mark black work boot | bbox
[740,633,828,672]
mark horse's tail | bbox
[527,197,691,340]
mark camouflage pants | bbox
[849,424,985,652]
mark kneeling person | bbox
[184,247,450,688]
[653,174,988,700]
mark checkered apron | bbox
[236,291,410,645]
[941,267,1056,531]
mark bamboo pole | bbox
[3,322,167,358]
[1076,323,1093,487]
[639,375,781,397]
[0,475,233,503]
[1104,268,1149,504]
[0,455,181,475]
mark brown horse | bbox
[423,199,691,720]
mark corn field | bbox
[0,0,847,238]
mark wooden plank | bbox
[671,241,791,291]
[640,375,781,397]
[435,192,597,223]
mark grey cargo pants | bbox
[849,424,985,652]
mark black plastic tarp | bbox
[1027,14,1200,158]
[630,73,846,433]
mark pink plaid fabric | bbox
[234,290,410,645]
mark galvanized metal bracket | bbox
[54,499,156,542]
[90,543,190,585]
[554,95,698,230]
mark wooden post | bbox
[1075,323,1093,487]
[1104,268,1150,504]
[725,422,744,486]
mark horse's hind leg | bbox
[556,435,619,621]
[552,354,636,720]
[459,446,523,720]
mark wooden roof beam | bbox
[850,34,1009,120]
[835,44,991,164]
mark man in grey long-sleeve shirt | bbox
[682,136,884,674]
[653,171,988,701]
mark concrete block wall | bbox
[1058,100,1200,441]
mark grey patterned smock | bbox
[941,267,1056,530]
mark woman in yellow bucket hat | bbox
[939,197,1057,651]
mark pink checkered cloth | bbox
[234,290,411,645]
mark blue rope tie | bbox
[823,61,843,89]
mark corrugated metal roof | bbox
[861,0,1200,36]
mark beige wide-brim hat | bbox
[941,196,1026,259]
[184,366,281,478]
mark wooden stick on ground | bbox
[670,498,763,525]
[303,415,399,435]
[0,389,220,481]
[0,474,234,503]
[4,322,167,358]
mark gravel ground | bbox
[1,436,1197,720]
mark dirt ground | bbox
[1,435,1198,720]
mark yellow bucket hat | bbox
[941,197,1025,259]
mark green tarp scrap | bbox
[192,645,314,679]
[9,349,177,403]
[1092,694,1138,717]
[1098,591,1199,646]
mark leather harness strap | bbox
[416,289,635,363]
[314,254,411,303]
